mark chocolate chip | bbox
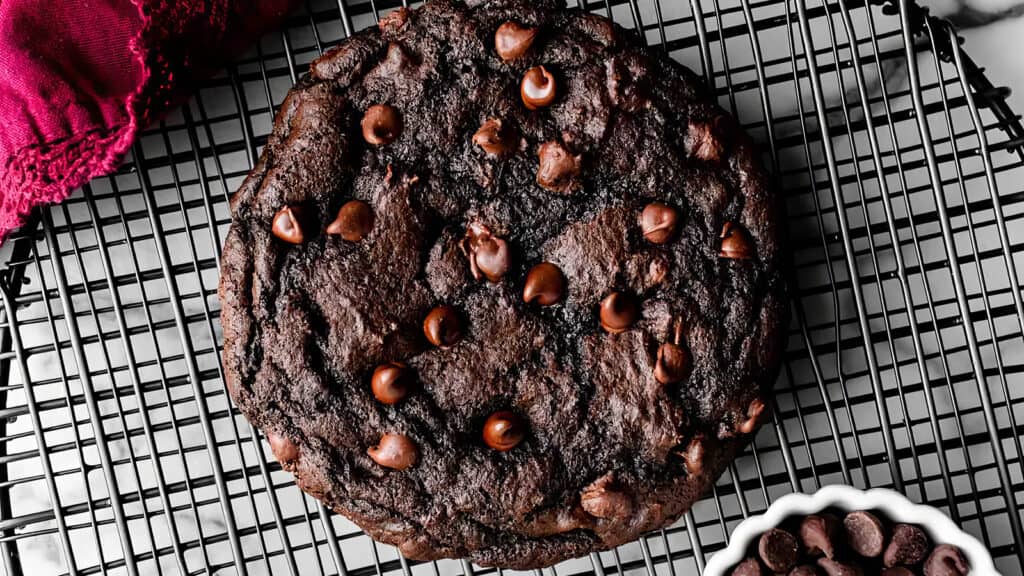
[881,568,915,576]
[371,362,414,404]
[361,104,403,146]
[523,262,566,306]
[367,433,418,470]
[267,432,300,464]
[923,544,968,576]
[423,305,463,348]
[730,558,764,576]
[800,514,840,559]
[681,435,705,476]
[720,221,755,260]
[640,202,679,244]
[495,21,538,62]
[844,511,885,558]
[758,528,800,573]
[599,292,638,334]
[462,223,511,282]
[537,140,581,193]
[327,200,374,242]
[654,342,689,385]
[788,566,820,576]
[521,65,557,110]
[737,397,766,435]
[688,116,729,162]
[580,474,632,519]
[271,205,307,244]
[482,410,526,451]
[884,524,929,568]
[817,558,863,576]
[473,118,516,157]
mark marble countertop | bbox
[926,0,1024,110]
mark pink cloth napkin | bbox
[0,0,299,243]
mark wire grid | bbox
[0,0,1022,574]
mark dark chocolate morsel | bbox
[362,104,403,145]
[327,200,374,242]
[599,292,638,334]
[521,66,557,109]
[758,528,800,573]
[923,544,968,576]
[641,202,679,244]
[537,140,581,193]
[271,205,307,244]
[267,432,300,464]
[800,514,840,559]
[788,566,821,576]
[523,262,566,306]
[423,305,463,348]
[483,411,526,451]
[371,362,413,404]
[884,523,930,568]
[495,22,538,61]
[720,221,755,260]
[367,433,418,470]
[844,511,885,558]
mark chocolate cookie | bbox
[219,0,786,568]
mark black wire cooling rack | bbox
[0,0,1022,574]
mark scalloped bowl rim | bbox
[702,484,999,575]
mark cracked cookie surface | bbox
[219,0,786,567]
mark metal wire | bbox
[0,0,1022,574]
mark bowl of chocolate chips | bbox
[704,484,998,576]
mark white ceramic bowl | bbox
[703,484,999,575]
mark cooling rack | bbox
[0,0,1022,574]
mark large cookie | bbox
[219,0,786,568]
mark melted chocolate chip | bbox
[267,432,300,464]
[923,544,968,576]
[720,221,755,260]
[423,305,463,348]
[327,200,374,242]
[271,205,307,244]
[523,262,566,306]
[473,118,516,156]
[599,292,638,334]
[654,342,689,385]
[495,21,538,61]
[641,202,679,244]
[462,224,511,282]
[482,411,526,451]
[737,397,766,435]
[788,566,819,576]
[681,435,705,476]
[537,140,581,193]
[521,66,557,110]
[371,362,413,404]
[844,511,885,558]
[759,528,800,573]
[883,524,929,568]
[580,475,632,519]
[362,104,403,146]
[367,433,418,470]
[800,514,840,559]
